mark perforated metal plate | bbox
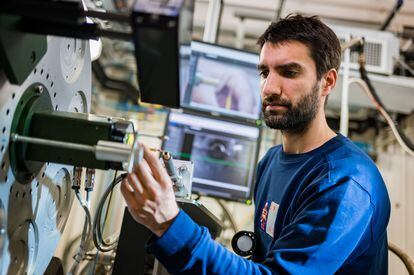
[0,35,91,274]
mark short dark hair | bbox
[257,14,341,80]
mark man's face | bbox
[258,41,322,133]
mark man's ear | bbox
[321,69,338,96]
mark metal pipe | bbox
[338,36,364,137]
[275,0,287,21]
[339,34,351,137]
[203,0,223,43]
[11,133,95,153]
[162,152,178,180]
[388,241,414,275]
[84,9,131,23]
[11,134,133,163]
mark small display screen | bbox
[181,41,261,122]
[163,111,260,202]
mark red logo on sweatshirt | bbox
[260,201,269,231]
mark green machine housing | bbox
[10,84,133,183]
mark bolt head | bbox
[35,85,43,94]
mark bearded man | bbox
[121,15,391,274]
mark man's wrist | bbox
[146,210,204,269]
[152,209,180,237]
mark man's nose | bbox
[261,73,282,98]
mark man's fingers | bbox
[122,178,154,216]
[133,160,158,197]
[120,179,138,208]
[142,145,170,182]
[127,173,144,194]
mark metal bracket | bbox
[170,159,194,199]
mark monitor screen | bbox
[181,41,261,122]
[163,111,260,202]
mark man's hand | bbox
[121,145,179,237]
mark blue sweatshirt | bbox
[147,134,391,274]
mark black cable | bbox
[69,190,93,275]
[358,54,414,152]
[192,193,201,201]
[380,0,404,31]
[91,170,118,271]
[92,60,140,101]
[100,171,118,247]
[102,171,117,233]
[358,61,386,108]
[92,173,127,252]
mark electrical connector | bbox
[85,168,95,191]
[72,167,83,190]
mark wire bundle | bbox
[92,173,127,252]
[355,43,414,157]
[68,190,93,275]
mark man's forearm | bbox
[146,210,274,275]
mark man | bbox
[121,15,391,274]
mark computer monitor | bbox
[163,111,261,203]
[181,41,261,123]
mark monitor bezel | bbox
[162,109,262,204]
[180,40,262,125]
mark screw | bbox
[35,85,43,94]
[178,165,188,175]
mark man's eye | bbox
[283,70,298,78]
[259,70,269,78]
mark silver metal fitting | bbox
[85,168,95,191]
[73,167,83,190]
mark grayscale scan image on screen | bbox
[163,111,260,202]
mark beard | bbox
[262,82,320,134]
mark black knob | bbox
[231,231,256,257]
